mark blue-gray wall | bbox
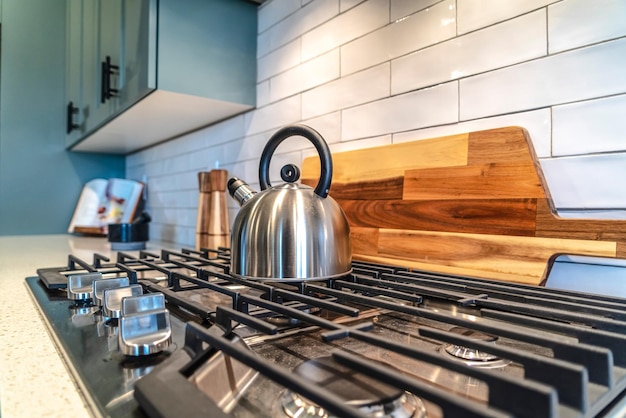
[0,0,125,235]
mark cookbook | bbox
[67,178,144,235]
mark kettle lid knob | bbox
[280,164,301,183]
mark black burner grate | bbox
[33,247,626,418]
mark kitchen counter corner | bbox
[0,234,175,418]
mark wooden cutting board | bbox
[301,127,626,285]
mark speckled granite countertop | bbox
[0,234,176,418]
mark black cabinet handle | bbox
[106,56,120,100]
[101,61,108,103]
[66,101,80,134]
[100,55,119,103]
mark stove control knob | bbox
[102,284,143,318]
[67,272,103,301]
[92,277,130,306]
[119,309,172,356]
[121,293,166,317]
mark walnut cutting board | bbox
[301,127,626,285]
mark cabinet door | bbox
[79,0,101,136]
[88,0,124,131]
[65,0,84,147]
[121,0,155,106]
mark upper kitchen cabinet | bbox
[65,0,257,154]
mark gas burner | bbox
[440,327,511,368]
[276,356,426,418]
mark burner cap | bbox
[441,327,510,367]
[444,344,500,362]
[278,356,425,418]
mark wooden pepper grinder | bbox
[196,169,230,250]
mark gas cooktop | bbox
[26,246,626,418]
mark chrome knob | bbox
[119,309,172,356]
[102,284,143,318]
[67,272,102,301]
[92,277,129,306]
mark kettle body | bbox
[228,125,352,281]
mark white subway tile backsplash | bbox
[144,159,166,179]
[126,154,142,170]
[392,108,552,158]
[203,114,246,145]
[258,0,301,34]
[334,134,392,153]
[555,210,626,220]
[300,111,342,144]
[151,190,195,210]
[172,128,208,153]
[552,94,626,156]
[460,38,626,120]
[186,189,202,208]
[301,0,389,61]
[303,133,392,160]
[227,207,239,227]
[342,81,458,141]
[128,146,155,167]
[180,208,198,227]
[390,0,441,22]
[269,131,317,155]
[222,159,260,188]
[155,221,194,246]
[132,161,153,181]
[548,0,626,54]
[392,10,546,95]
[223,134,266,165]
[258,39,301,81]
[149,175,177,194]
[161,153,190,175]
[340,0,456,76]
[270,49,339,102]
[256,81,271,107]
[244,96,301,135]
[457,0,557,34]
[188,147,223,172]
[221,139,245,166]
[540,153,626,209]
[340,0,366,13]
[302,63,390,119]
[257,0,338,58]
[151,138,184,162]
[175,171,197,192]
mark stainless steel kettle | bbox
[227,125,351,281]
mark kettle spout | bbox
[227,177,257,207]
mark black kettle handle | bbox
[259,125,332,198]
